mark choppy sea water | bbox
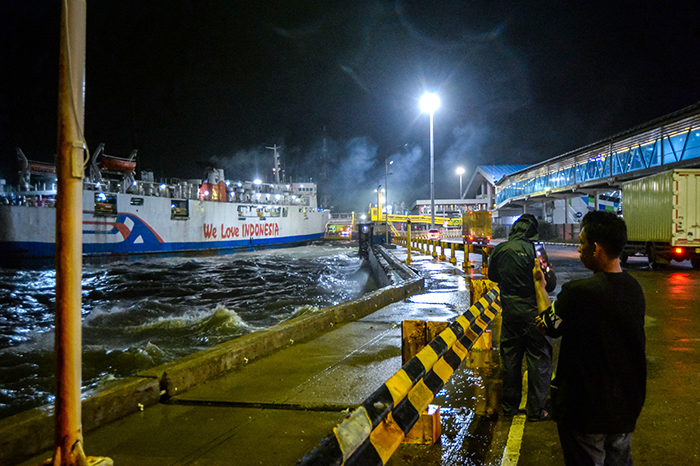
[0,244,370,420]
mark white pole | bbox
[430,111,435,229]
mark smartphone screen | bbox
[534,242,545,257]
[535,242,550,271]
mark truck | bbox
[621,169,700,269]
[462,210,492,246]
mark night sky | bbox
[2,1,699,212]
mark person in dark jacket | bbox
[535,211,646,466]
[488,213,555,421]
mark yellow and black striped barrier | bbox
[297,285,501,466]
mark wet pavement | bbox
[16,244,700,465]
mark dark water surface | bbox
[0,244,369,420]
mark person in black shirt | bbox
[535,211,646,466]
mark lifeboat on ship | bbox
[26,161,57,175]
[92,143,137,174]
[16,148,57,176]
[87,143,138,186]
[100,154,136,173]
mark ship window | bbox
[94,192,117,216]
[171,199,189,220]
[238,205,259,217]
[270,206,281,217]
[282,207,288,217]
[130,197,144,206]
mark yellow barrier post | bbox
[400,320,447,445]
[439,241,447,261]
[406,220,412,264]
[450,242,456,265]
[463,243,471,271]
[481,246,492,275]
[431,240,438,259]
[469,277,499,349]
[420,238,425,255]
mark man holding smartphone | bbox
[488,213,556,421]
[535,211,646,465]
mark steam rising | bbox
[205,123,494,214]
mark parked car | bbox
[426,229,441,240]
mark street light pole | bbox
[376,184,382,222]
[375,180,386,229]
[456,167,465,199]
[383,144,408,244]
[385,158,390,244]
[429,111,435,229]
[420,93,440,229]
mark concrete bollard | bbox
[450,242,457,265]
[432,240,438,259]
[439,241,447,261]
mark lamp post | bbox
[385,158,393,244]
[420,92,440,229]
[456,167,465,199]
[374,184,383,222]
[383,143,409,244]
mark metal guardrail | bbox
[297,286,501,466]
[369,210,457,225]
[392,228,460,240]
[392,236,493,271]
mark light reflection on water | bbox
[0,244,370,420]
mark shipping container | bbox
[621,169,700,269]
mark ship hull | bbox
[0,191,329,267]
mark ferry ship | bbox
[0,145,330,267]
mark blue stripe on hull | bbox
[0,233,325,268]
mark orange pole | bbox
[54,1,87,464]
[54,2,112,465]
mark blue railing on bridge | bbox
[497,102,700,206]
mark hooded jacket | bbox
[488,214,542,322]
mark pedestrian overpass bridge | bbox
[496,101,700,210]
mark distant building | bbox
[412,165,529,222]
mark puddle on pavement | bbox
[408,292,464,305]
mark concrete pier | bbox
[10,244,700,465]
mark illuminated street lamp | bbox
[420,92,440,228]
[456,167,465,199]
[383,143,408,244]
[374,184,384,221]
